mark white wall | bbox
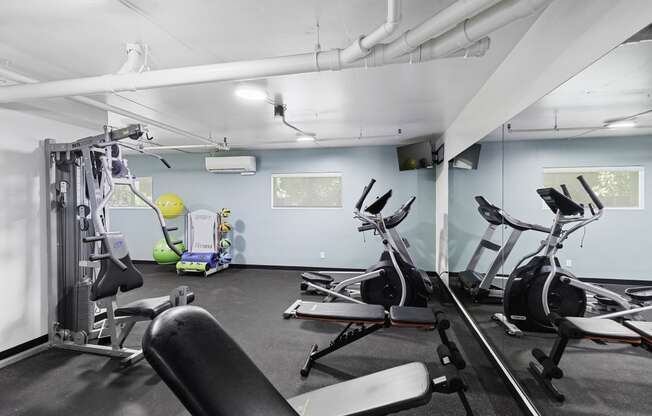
[0,109,95,353]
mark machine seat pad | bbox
[562,317,641,341]
[288,362,431,416]
[295,302,386,324]
[389,306,436,327]
[115,296,172,319]
[623,321,652,341]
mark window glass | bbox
[109,177,153,208]
[272,173,342,208]
[543,167,643,209]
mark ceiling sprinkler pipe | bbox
[340,0,402,63]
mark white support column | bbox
[434,140,449,278]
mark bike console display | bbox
[537,187,584,216]
[365,190,392,215]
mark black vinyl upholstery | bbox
[90,253,143,301]
[143,306,299,416]
[295,302,386,323]
[115,296,172,319]
[389,306,436,327]
[561,317,641,341]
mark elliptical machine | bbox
[300,178,433,309]
[497,176,652,335]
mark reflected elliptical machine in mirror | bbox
[494,176,652,337]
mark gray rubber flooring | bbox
[460,284,651,416]
[0,265,524,415]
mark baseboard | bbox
[448,271,651,286]
[0,335,48,369]
[134,260,438,275]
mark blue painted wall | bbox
[110,146,436,271]
[449,135,652,281]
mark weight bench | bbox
[530,313,650,402]
[143,305,474,416]
[285,301,466,377]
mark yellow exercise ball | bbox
[156,193,185,219]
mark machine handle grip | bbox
[166,226,179,232]
[577,175,603,210]
[560,184,571,198]
[357,223,375,232]
[162,227,183,257]
[83,235,105,243]
[90,253,128,271]
[588,203,596,216]
[355,178,376,211]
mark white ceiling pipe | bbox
[0,66,218,145]
[349,37,490,68]
[0,36,489,103]
[340,0,402,63]
[420,0,551,58]
[0,0,532,103]
[0,52,342,102]
[382,0,500,59]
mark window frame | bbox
[108,176,154,210]
[270,172,343,210]
[542,166,644,210]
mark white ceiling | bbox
[0,0,538,149]
[500,37,652,141]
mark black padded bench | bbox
[143,306,474,416]
[530,314,648,402]
[284,301,465,377]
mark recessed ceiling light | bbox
[234,84,267,101]
[296,135,315,142]
[606,120,637,128]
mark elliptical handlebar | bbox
[577,175,604,210]
[355,178,376,212]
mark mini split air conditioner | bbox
[205,156,256,175]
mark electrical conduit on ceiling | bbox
[0,0,550,103]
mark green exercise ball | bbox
[152,239,185,264]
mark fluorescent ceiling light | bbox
[234,84,267,101]
[605,120,636,128]
[296,135,315,142]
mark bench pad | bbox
[116,296,172,319]
[288,362,431,416]
[389,306,436,327]
[295,302,386,324]
[623,321,652,341]
[563,317,641,341]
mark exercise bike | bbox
[299,178,433,309]
[451,196,550,302]
[496,175,652,335]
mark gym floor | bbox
[0,265,524,416]
[461,286,652,416]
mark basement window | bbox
[109,177,153,208]
[543,167,644,209]
[272,173,342,209]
